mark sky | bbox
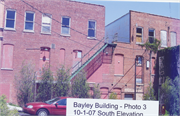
[72,0,180,26]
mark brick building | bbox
[1,0,180,103]
[103,10,180,100]
[0,0,105,103]
[72,10,180,100]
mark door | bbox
[51,99,66,115]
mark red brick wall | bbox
[0,0,105,103]
[96,10,180,100]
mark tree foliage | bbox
[160,76,180,115]
[143,83,156,100]
[109,92,117,99]
[37,66,54,102]
[91,84,101,99]
[0,95,18,116]
[71,71,90,98]
[160,77,171,111]
[140,38,161,53]
[53,66,70,97]
[14,61,36,107]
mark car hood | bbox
[26,102,47,106]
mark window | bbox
[77,51,82,58]
[136,56,143,83]
[41,14,51,33]
[136,56,142,66]
[148,29,155,43]
[61,17,70,35]
[124,94,133,100]
[161,30,167,47]
[171,32,177,47]
[5,10,16,29]
[24,12,34,31]
[136,27,143,43]
[57,99,67,106]
[88,20,96,38]
[2,44,14,70]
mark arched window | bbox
[100,87,109,99]
[60,48,65,65]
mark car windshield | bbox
[44,97,60,104]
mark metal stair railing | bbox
[70,38,107,80]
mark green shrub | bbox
[109,92,117,99]
[0,95,19,116]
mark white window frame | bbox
[61,16,71,36]
[170,32,177,47]
[24,11,35,32]
[136,27,143,44]
[88,20,96,39]
[148,28,155,43]
[41,13,52,34]
[4,9,16,30]
[160,30,167,47]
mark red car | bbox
[23,97,69,116]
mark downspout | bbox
[150,50,152,83]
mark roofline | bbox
[106,10,180,27]
[69,0,105,8]
[130,10,180,21]
[106,12,130,27]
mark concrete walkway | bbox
[7,103,23,111]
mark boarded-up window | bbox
[39,47,50,69]
[2,44,14,69]
[60,48,65,65]
[114,54,124,75]
[161,30,167,47]
[171,32,177,47]
[100,87,108,99]
[136,27,143,43]
[112,88,121,99]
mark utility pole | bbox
[134,57,137,100]
[150,50,152,83]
